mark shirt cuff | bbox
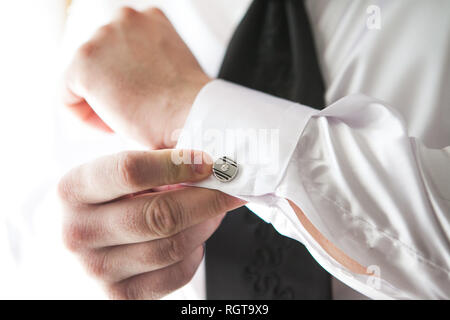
[175,79,318,197]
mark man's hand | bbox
[58,150,244,299]
[62,7,211,148]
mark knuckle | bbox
[106,285,124,300]
[118,6,138,20]
[145,196,180,238]
[83,251,110,281]
[138,241,173,272]
[96,23,115,38]
[139,243,158,266]
[57,170,83,205]
[176,260,198,287]
[57,174,73,203]
[110,282,144,300]
[107,283,131,300]
[162,235,186,264]
[62,222,91,252]
[146,7,165,18]
[77,41,98,60]
[116,152,142,190]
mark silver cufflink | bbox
[212,156,238,182]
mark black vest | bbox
[205,0,331,300]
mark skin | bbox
[60,6,369,300]
[62,7,211,149]
[58,149,245,299]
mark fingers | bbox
[142,7,169,20]
[85,215,224,283]
[62,87,113,133]
[58,149,212,205]
[64,188,243,249]
[107,246,204,300]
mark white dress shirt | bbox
[11,0,443,299]
[175,0,450,299]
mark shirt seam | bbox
[306,184,450,277]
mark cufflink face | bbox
[212,157,238,182]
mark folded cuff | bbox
[176,79,318,197]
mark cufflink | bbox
[212,156,238,182]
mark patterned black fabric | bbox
[205,0,331,300]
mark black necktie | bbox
[205,0,331,299]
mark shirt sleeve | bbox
[175,79,450,299]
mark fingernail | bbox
[193,163,205,174]
[192,152,212,175]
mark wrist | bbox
[163,73,212,148]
